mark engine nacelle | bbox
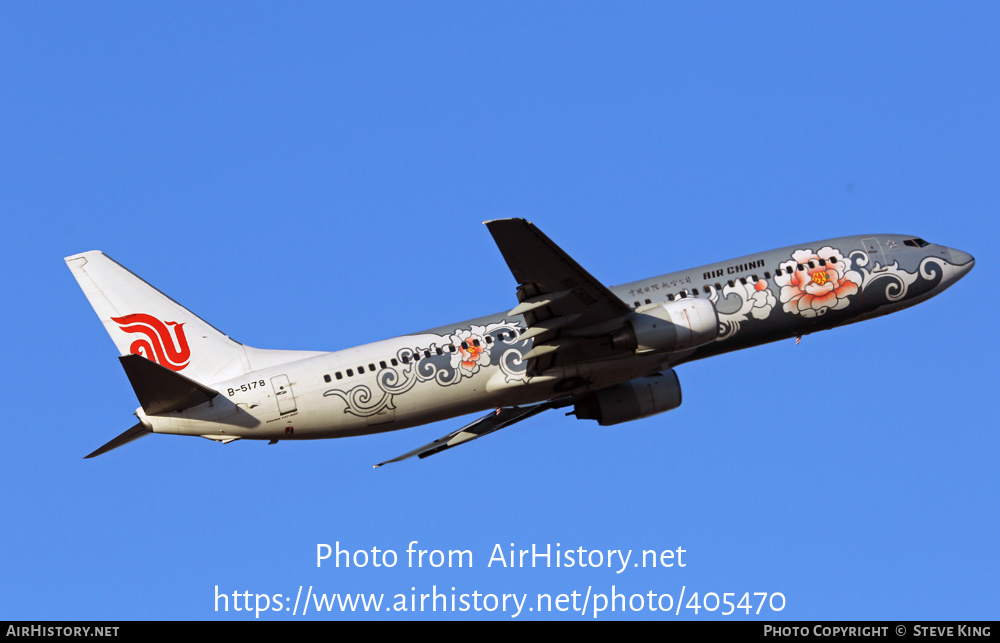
[572,371,683,426]
[611,298,718,354]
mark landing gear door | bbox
[271,375,297,415]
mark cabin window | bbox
[472,339,480,347]
[379,361,387,369]
[358,365,365,374]
[764,272,771,280]
[346,369,354,377]
[323,374,331,383]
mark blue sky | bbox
[1,3,996,620]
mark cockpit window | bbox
[904,238,930,248]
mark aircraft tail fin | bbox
[65,251,251,384]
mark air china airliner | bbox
[66,219,974,466]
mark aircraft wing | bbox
[484,218,634,374]
[373,400,566,467]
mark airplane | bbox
[66,219,974,466]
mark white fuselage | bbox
[139,234,973,445]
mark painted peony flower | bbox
[747,278,777,320]
[775,247,862,318]
[448,327,491,374]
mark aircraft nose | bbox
[948,248,975,273]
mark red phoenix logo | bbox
[112,313,191,371]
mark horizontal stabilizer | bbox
[84,422,151,459]
[119,354,219,415]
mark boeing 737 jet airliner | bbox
[66,219,974,466]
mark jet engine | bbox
[611,298,718,354]
[572,371,683,426]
